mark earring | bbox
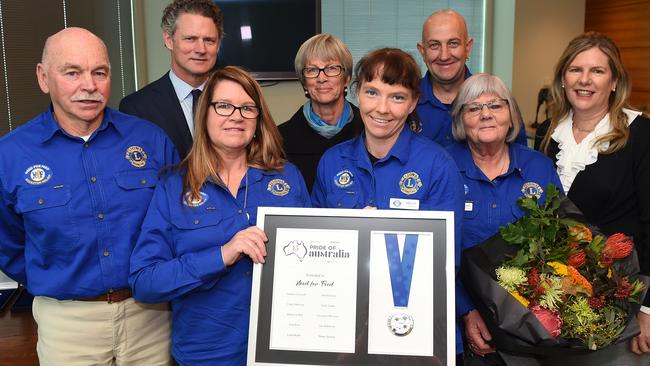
[561,83,565,88]
[612,87,616,92]
[344,86,348,97]
[303,89,310,98]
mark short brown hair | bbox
[353,48,421,100]
[182,66,285,202]
[161,0,223,39]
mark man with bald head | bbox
[0,27,177,365]
[416,9,526,146]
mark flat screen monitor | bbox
[215,0,321,80]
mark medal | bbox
[384,233,418,336]
[387,312,414,336]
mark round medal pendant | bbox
[387,312,414,336]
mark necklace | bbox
[572,123,595,133]
[243,169,249,220]
[499,153,509,175]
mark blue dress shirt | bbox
[0,106,179,299]
[446,141,562,353]
[416,69,528,147]
[129,163,311,366]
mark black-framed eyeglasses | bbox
[462,99,509,116]
[302,65,344,78]
[210,101,260,119]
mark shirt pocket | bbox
[463,199,480,220]
[113,168,159,216]
[170,209,225,253]
[325,190,361,208]
[114,168,158,190]
[16,185,80,251]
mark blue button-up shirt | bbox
[416,69,528,147]
[129,164,310,366]
[447,141,562,352]
[0,107,179,299]
[312,127,464,265]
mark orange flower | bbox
[568,250,586,268]
[568,224,592,244]
[568,265,593,296]
[603,233,634,260]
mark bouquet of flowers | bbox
[461,185,648,357]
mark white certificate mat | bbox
[269,228,359,353]
[368,231,434,356]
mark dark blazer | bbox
[119,72,193,158]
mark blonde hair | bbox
[181,66,285,202]
[539,31,633,154]
[294,33,353,85]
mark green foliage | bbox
[500,184,570,266]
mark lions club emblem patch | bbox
[521,182,543,199]
[125,146,147,168]
[399,172,422,195]
[24,164,52,185]
[334,170,354,188]
[268,179,290,196]
[183,191,209,207]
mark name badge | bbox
[389,198,420,210]
[465,201,474,211]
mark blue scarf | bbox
[303,100,353,139]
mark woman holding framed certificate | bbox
[311,48,464,363]
[128,66,311,366]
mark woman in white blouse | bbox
[535,31,650,360]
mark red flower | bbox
[614,277,633,299]
[601,233,634,266]
[528,267,541,287]
[568,250,586,268]
[587,296,605,310]
[530,305,563,337]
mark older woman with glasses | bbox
[446,73,561,364]
[279,33,363,191]
[129,66,310,366]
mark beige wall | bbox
[511,0,585,134]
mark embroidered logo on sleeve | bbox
[334,170,354,188]
[399,172,422,195]
[521,182,543,199]
[268,179,290,196]
[24,164,52,185]
[125,146,147,168]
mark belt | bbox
[76,288,132,303]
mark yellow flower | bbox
[607,268,612,279]
[510,290,530,308]
[547,261,568,277]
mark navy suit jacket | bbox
[119,72,193,158]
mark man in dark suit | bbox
[120,0,223,158]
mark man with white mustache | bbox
[0,27,178,365]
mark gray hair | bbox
[294,33,353,86]
[161,0,223,38]
[451,73,522,143]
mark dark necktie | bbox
[191,89,202,118]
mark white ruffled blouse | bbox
[551,108,641,193]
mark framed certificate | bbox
[248,208,455,366]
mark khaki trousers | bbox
[33,296,172,366]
